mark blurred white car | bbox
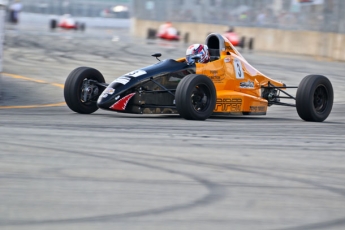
[50,14,85,31]
[100,5,129,18]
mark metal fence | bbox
[133,0,345,33]
[16,0,131,18]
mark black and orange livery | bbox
[64,33,333,122]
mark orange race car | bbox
[64,33,333,122]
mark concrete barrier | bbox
[131,18,345,62]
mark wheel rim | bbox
[190,84,211,112]
[313,84,328,113]
[80,78,99,104]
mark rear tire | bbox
[80,23,86,31]
[248,37,254,50]
[296,75,333,122]
[74,22,79,30]
[147,28,156,39]
[239,36,245,49]
[175,74,216,120]
[64,67,105,114]
[50,19,57,30]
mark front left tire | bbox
[64,67,105,114]
[175,74,216,120]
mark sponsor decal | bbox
[114,76,131,85]
[233,58,244,79]
[209,70,224,83]
[250,106,266,112]
[101,88,115,98]
[215,98,242,112]
[240,80,254,88]
[110,93,136,111]
[210,76,224,82]
[224,57,230,63]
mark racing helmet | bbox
[186,44,210,64]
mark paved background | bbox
[1,14,345,230]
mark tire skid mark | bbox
[0,141,226,226]
[274,217,345,230]
[1,140,345,228]
[127,152,345,230]
[130,150,345,197]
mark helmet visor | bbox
[186,54,193,64]
[186,54,202,64]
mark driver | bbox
[186,44,210,64]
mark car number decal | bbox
[125,69,147,77]
[113,69,147,85]
[233,58,244,79]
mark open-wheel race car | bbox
[50,14,85,31]
[147,22,189,43]
[64,33,333,122]
[222,27,254,50]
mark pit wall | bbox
[131,19,345,62]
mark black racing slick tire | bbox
[248,37,254,50]
[50,19,57,30]
[175,74,216,120]
[296,75,333,122]
[147,28,156,39]
[75,22,79,30]
[80,23,86,31]
[64,67,105,114]
[239,36,245,49]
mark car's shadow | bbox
[73,112,343,124]
[85,112,294,121]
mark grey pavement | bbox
[1,15,345,230]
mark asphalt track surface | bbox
[1,17,345,230]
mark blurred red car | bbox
[50,14,85,31]
[222,27,253,50]
[223,31,241,46]
[147,22,190,43]
[156,22,180,41]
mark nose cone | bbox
[108,92,136,111]
[97,87,118,109]
[97,94,114,109]
[97,87,120,109]
[97,92,136,112]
